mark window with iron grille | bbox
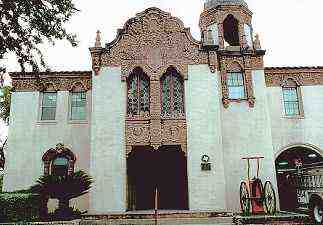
[161,68,185,118]
[227,72,245,99]
[127,68,150,117]
[71,92,87,120]
[41,92,57,120]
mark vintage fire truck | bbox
[292,162,323,224]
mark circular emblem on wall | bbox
[133,127,143,137]
[201,154,210,163]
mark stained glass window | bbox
[283,87,300,116]
[161,68,184,118]
[71,92,87,120]
[41,92,57,120]
[127,69,150,116]
[227,72,245,99]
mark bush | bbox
[0,175,2,192]
[0,192,41,222]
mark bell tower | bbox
[200,0,254,50]
[200,0,265,108]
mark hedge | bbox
[0,192,41,222]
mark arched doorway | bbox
[275,145,323,211]
[127,145,188,211]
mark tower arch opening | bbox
[223,14,240,46]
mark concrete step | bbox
[80,217,233,225]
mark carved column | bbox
[220,69,230,108]
[239,22,247,49]
[208,51,218,73]
[245,69,255,107]
[150,73,162,150]
[44,161,50,176]
[218,23,224,50]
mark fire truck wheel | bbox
[310,197,323,224]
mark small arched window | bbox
[42,143,76,176]
[282,79,301,117]
[223,14,240,47]
[127,68,150,117]
[227,63,246,100]
[161,67,185,118]
[51,156,69,177]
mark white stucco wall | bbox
[221,70,277,211]
[186,65,227,210]
[267,85,323,156]
[3,90,92,211]
[90,66,126,213]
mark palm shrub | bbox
[30,170,93,219]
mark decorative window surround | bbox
[127,68,150,118]
[281,78,304,118]
[42,143,76,176]
[221,61,255,108]
[161,67,185,119]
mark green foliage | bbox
[0,192,41,222]
[31,170,93,200]
[31,170,93,220]
[0,175,2,192]
[0,86,12,124]
[0,0,79,71]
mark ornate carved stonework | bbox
[199,5,252,49]
[42,143,76,176]
[219,56,260,108]
[161,120,187,154]
[90,7,208,80]
[90,7,204,153]
[265,67,323,87]
[10,71,92,92]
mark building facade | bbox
[3,0,323,213]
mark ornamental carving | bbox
[161,120,187,154]
[90,7,208,79]
[126,122,150,147]
[265,67,323,87]
[10,72,92,92]
[42,143,76,176]
[220,57,257,108]
[199,5,252,49]
[91,8,199,152]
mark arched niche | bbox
[42,143,76,176]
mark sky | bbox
[1,0,323,143]
[3,0,323,73]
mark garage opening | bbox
[275,146,323,211]
[127,145,188,211]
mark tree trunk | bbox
[58,198,70,216]
[40,194,49,221]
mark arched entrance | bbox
[275,145,323,211]
[127,145,188,211]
